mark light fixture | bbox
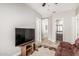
[42,3,46,7]
[54,3,59,6]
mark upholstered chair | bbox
[73,38,79,56]
[55,41,74,56]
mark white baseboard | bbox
[13,51,21,56]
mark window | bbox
[56,20,63,34]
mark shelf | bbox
[21,42,35,56]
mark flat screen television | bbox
[15,28,35,46]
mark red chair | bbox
[55,41,74,56]
[73,37,79,56]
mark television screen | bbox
[15,28,35,46]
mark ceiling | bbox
[27,3,79,18]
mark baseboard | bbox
[13,51,21,56]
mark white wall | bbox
[77,16,79,37]
[52,9,76,43]
[76,7,79,38]
[0,3,41,56]
[48,16,54,42]
[35,17,42,42]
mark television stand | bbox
[21,42,35,56]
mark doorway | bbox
[56,19,63,42]
[41,19,48,41]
